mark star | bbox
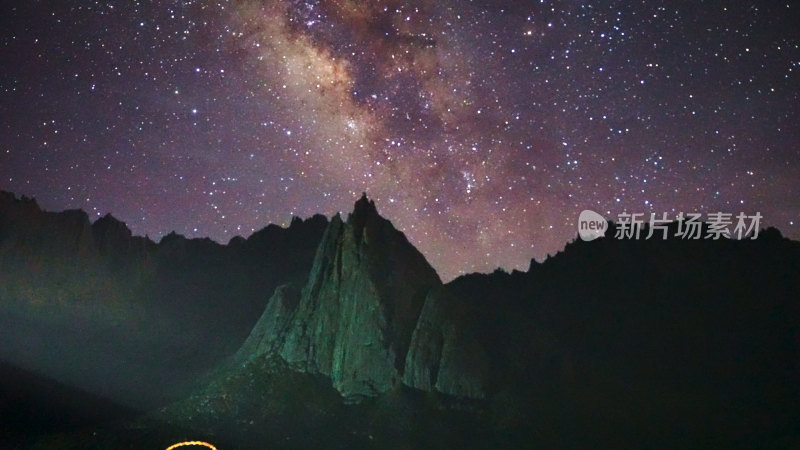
[0,0,798,280]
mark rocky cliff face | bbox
[403,285,490,398]
[238,195,553,401]
[242,194,442,400]
[235,283,302,363]
[235,200,800,418]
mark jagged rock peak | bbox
[91,213,136,256]
[246,214,328,243]
[92,213,132,238]
[159,230,185,244]
[347,192,380,242]
[273,193,442,401]
[350,192,377,217]
[0,190,40,211]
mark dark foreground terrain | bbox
[1,192,799,449]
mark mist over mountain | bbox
[0,190,328,410]
[1,190,799,448]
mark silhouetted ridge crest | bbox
[2,188,800,447]
[347,192,380,244]
[0,189,328,409]
[91,214,133,248]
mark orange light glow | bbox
[165,441,217,450]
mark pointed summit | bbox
[350,192,377,217]
[353,192,378,215]
[242,194,442,400]
[348,192,380,241]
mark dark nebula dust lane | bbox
[1,0,798,280]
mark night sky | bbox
[1,0,798,280]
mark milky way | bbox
[1,1,798,280]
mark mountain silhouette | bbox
[0,190,328,410]
[153,195,800,449]
[1,190,799,448]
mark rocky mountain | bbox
[2,190,799,448]
[154,198,800,449]
[0,190,328,409]
[238,194,441,400]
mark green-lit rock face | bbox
[235,283,302,364]
[404,286,490,399]
[242,194,442,400]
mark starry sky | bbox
[1,0,798,281]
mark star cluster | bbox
[1,0,798,280]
